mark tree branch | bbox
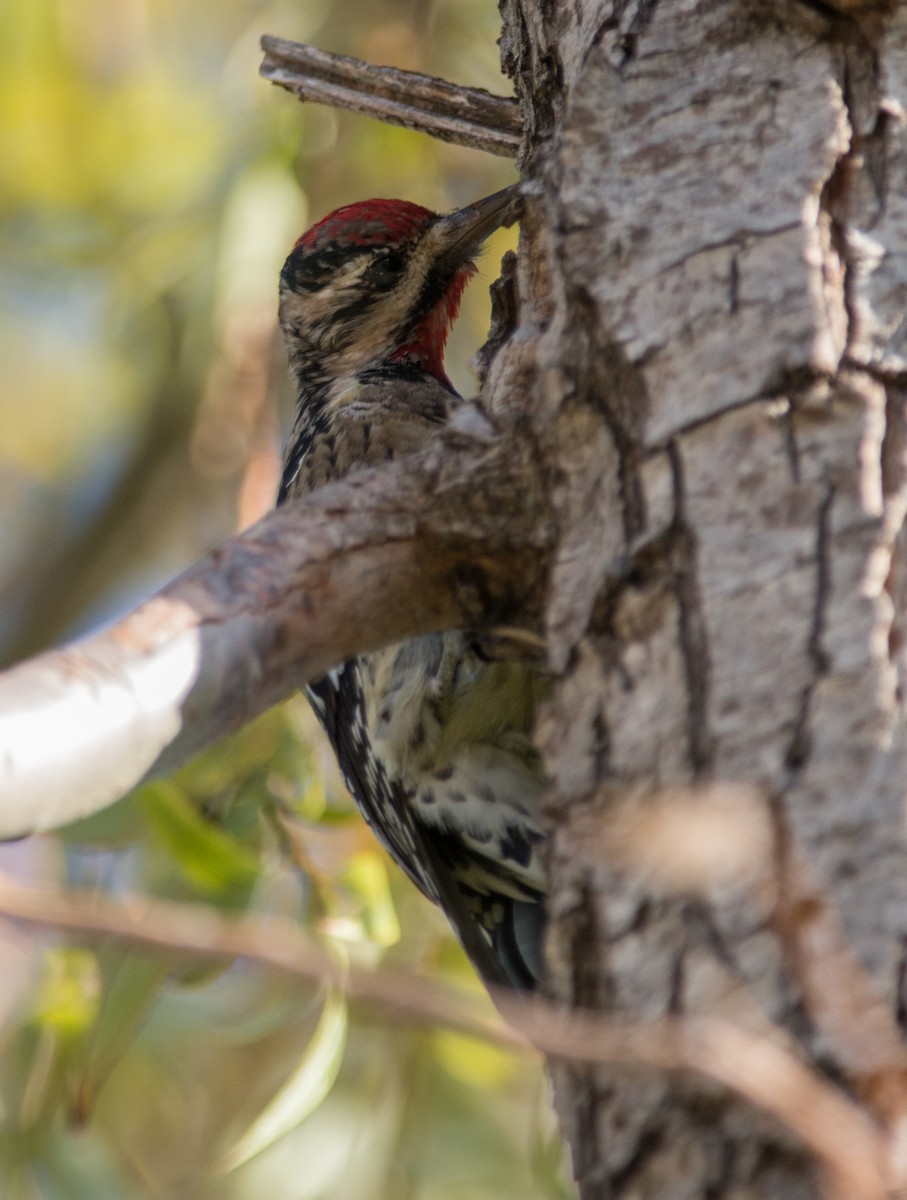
[0,425,548,838]
[259,36,522,157]
[0,871,887,1200]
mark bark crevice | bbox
[784,481,836,773]
[668,441,715,777]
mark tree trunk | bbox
[494,1,907,1196]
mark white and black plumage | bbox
[277,188,545,989]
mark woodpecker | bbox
[277,187,545,989]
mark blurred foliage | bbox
[0,0,569,1196]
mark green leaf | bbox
[139,780,261,900]
[219,975,349,1172]
[32,948,100,1037]
[431,1029,516,1090]
[71,950,175,1122]
[340,851,400,948]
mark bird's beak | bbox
[429,184,522,266]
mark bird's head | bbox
[279,186,519,389]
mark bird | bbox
[276,186,546,990]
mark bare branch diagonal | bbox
[259,36,522,157]
[0,425,550,837]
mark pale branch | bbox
[259,36,521,158]
[0,427,548,839]
[0,871,887,1200]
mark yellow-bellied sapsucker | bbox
[277,187,545,989]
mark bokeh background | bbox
[0,1,571,1196]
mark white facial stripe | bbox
[280,239,437,379]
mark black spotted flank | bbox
[497,824,536,869]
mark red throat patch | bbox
[390,260,477,384]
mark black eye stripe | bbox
[331,290,386,323]
[282,243,414,295]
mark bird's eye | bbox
[367,250,407,286]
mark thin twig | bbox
[0,871,512,1042]
[259,36,521,158]
[0,872,888,1199]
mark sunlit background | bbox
[0,0,570,1196]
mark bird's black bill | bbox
[430,184,522,265]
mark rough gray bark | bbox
[494,0,907,1196]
